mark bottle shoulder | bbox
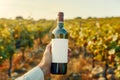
[52,27,68,35]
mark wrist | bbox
[38,63,47,75]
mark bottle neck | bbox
[57,21,64,29]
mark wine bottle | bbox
[51,12,68,74]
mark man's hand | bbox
[38,42,71,75]
[38,43,52,75]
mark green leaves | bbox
[0,51,7,64]
[0,19,52,64]
[115,46,120,52]
[66,18,120,78]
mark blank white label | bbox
[52,39,68,63]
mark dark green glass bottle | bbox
[51,12,68,74]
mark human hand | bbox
[38,42,71,75]
[38,43,52,75]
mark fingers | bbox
[45,42,52,54]
[68,48,72,62]
[68,48,72,57]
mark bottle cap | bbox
[58,12,64,21]
[58,12,64,16]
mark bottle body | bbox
[51,12,68,74]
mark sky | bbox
[0,0,120,20]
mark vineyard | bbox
[0,17,120,80]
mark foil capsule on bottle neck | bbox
[58,12,64,22]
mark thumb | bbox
[45,42,52,54]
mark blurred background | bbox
[0,0,120,80]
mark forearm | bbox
[15,66,44,80]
